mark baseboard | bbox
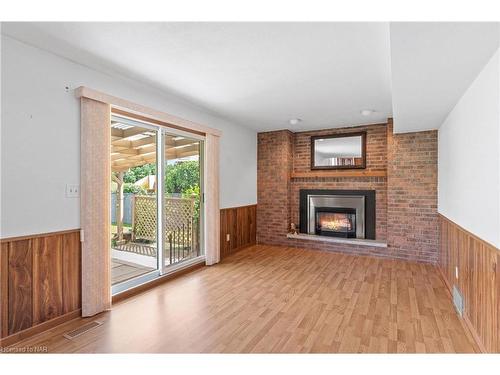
[0,309,81,348]
[436,266,486,353]
[462,313,488,354]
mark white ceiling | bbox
[1,22,392,131]
[390,22,499,133]
[2,22,499,133]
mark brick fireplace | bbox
[257,119,438,263]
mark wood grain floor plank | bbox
[8,245,477,353]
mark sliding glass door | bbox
[163,131,204,270]
[110,115,204,294]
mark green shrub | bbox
[123,183,147,194]
[165,160,199,194]
[183,185,200,220]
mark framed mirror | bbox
[311,132,366,170]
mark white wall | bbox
[438,49,500,248]
[0,35,257,238]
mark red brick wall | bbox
[387,121,439,263]
[257,130,294,245]
[256,120,439,263]
[294,123,388,173]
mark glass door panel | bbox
[109,115,205,294]
[110,116,159,289]
[163,132,204,269]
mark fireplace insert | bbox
[314,207,356,238]
[299,189,376,239]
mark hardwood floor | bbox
[7,245,477,353]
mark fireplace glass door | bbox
[315,207,356,238]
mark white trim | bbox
[162,126,206,141]
[163,256,206,275]
[111,270,161,296]
[157,129,164,274]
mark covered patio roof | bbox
[111,119,200,172]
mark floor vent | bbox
[452,285,464,317]
[63,320,103,340]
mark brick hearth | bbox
[256,119,438,263]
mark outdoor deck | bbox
[111,243,200,285]
[111,259,154,285]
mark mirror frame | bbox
[310,131,367,170]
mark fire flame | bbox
[320,215,352,231]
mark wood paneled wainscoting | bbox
[438,214,499,353]
[220,204,257,259]
[0,230,82,346]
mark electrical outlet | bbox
[455,266,459,279]
[66,184,80,198]
[226,234,230,242]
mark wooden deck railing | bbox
[167,218,200,265]
[113,217,200,266]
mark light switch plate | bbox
[66,184,80,198]
[226,234,230,242]
[455,266,459,279]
